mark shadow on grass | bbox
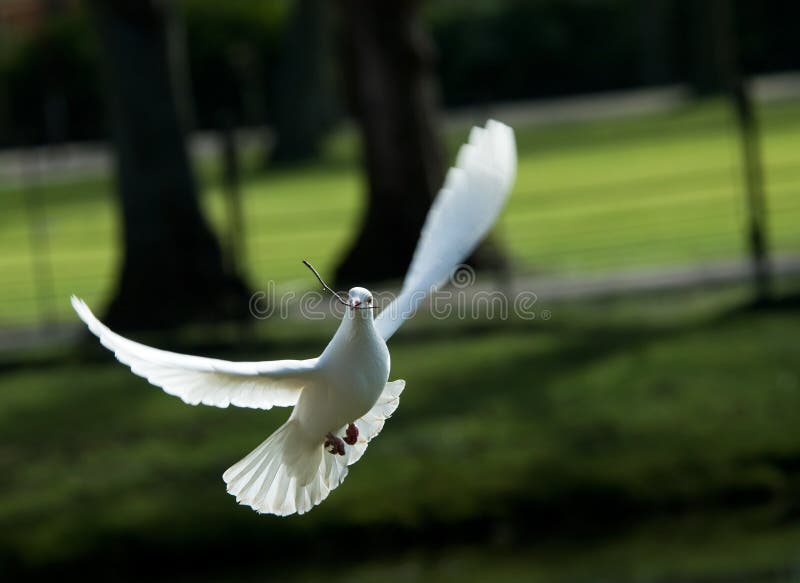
[2,296,800,580]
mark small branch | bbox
[303,259,348,305]
[302,259,377,309]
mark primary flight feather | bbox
[72,119,516,516]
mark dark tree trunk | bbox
[334,0,505,287]
[269,0,337,165]
[637,0,674,86]
[334,0,444,287]
[690,0,731,94]
[91,0,250,331]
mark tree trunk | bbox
[269,0,337,165]
[690,0,731,94]
[91,0,250,331]
[334,0,505,287]
[334,0,443,287]
[637,0,674,86]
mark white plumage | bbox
[375,120,517,340]
[72,119,516,516]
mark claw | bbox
[324,432,346,456]
[344,423,359,445]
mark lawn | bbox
[2,284,800,580]
[1,97,799,326]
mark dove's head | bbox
[347,287,374,310]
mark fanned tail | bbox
[222,380,406,516]
[222,419,337,516]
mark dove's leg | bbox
[343,423,359,445]
[324,433,345,456]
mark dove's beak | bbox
[350,298,362,308]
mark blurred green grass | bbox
[1,97,800,326]
[1,285,800,579]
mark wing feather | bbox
[374,119,516,341]
[71,296,317,409]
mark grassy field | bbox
[2,283,800,580]
[1,98,799,326]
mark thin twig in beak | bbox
[302,260,377,309]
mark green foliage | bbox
[424,0,800,105]
[181,0,292,128]
[0,6,103,145]
[0,0,293,144]
[3,0,800,145]
[427,0,640,105]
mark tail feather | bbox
[223,380,406,516]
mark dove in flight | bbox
[71,119,516,516]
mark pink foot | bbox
[344,423,359,445]
[324,433,345,456]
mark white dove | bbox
[71,119,516,516]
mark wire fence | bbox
[1,90,799,331]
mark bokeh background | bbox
[1,1,800,581]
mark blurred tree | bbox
[334,0,505,286]
[180,0,287,131]
[0,8,104,147]
[268,0,338,164]
[688,0,720,94]
[4,1,800,147]
[637,0,674,86]
[334,0,444,286]
[91,0,250,330]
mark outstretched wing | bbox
[374,119,516,341]
[71,296,318,410]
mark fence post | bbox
[713,0,771,302]
[23,149,57,327]
[731,81,771,302]
[220,112,245,278]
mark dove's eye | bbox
[366,296,373,304]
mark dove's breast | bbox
[294,316,390,437]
